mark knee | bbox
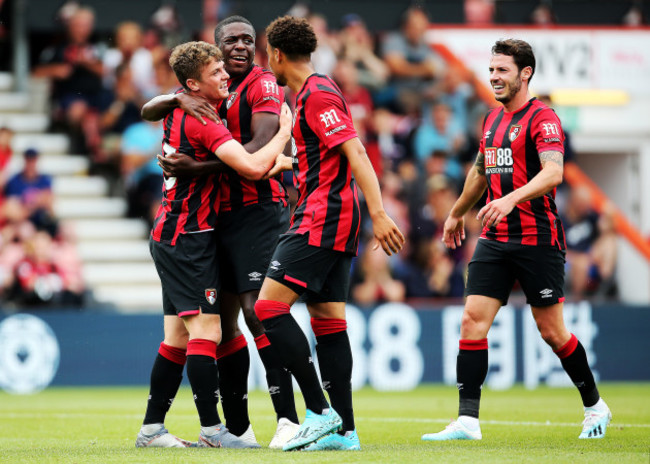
[460,310,490,339]
[536,322,566,350]
[242,303,264,337]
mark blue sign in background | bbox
[0,302,648,391]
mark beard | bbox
[495,75,522,104]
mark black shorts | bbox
[149,232,220,316]
[218,201,290,294]
[266,233,353,303]
[465,238,566,307]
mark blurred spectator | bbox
[339,13,389,91]
[0,126,14,192]
[380,6,446,114]
[51,221,86,307]
[149,3,185,49]
[396,236,464,298]
[103,21,157,99]
[412,101,465,178]
[6,231,67,307]
[622,4,647,26]
[100,63,145,135]
[3,149,58,237]
[350,242,406,306]
[33,6,108,157]
[464,0,495,25]
[120,121,164,223]
[308,13,340,75]
[561,186,618,299]
[410,174,458,244]
[529,1,557,25]
[371,108,414,171]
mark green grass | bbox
[0,383,648,463]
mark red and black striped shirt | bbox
[151,109,232,245]
[218,65,287,210]
[289,74,361,255]
[479,97,566,249]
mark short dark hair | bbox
[169,41,222,91]
[492,39,536,83]
[266,16,317,59]
[213,15,255,45]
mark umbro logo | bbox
[268,385,280,395]
[540,288,553,298]
[270,260,281,270]
[248,271,262,281]
[484,130,492,139]
[322,381,331,390]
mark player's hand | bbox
[477,196,516,229]
[263,154,293,179]
[371,211,405,256]
[442,215,465,249]
[177,93,219,125]
[157,152,201,177]
[278,103,292,137]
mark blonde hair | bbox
[169,41,223,91]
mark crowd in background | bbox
[0,0,628,308]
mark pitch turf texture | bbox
[0,384,648,463]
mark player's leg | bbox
[302,300,360,451]
[531,302,610,438]
[423,240,513,441]
[521,243,610,439]
[183,311,259,449]
[137,314,191,448]
[241,289,300,448]
[215,291,256,443]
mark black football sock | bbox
[186,339,221,427]
[457,339,489,419]
[255,334,299,423]
[555,334,600,407]
[313,318,354,433]
[216,335,251,436]
[143,342,186,425]
[255,300,328,414]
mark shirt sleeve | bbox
[248,73,284,115]
[187,116,233,154]
[305,90,358,150]
[531,108,565,155]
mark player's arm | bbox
[339,137,405,255]
[442,151,488,249]
[213,103,292,180]
[477,150,563,229]
[141,92,220,124]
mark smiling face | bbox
[489,53,530,105]
[188,58,230,102]
[216,22,256,77]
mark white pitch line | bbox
[1,412,648,429]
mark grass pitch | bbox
[0,383,648,463]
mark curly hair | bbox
[213,15,255,45]
[266,16,317,59]
[169,41,223,90]
[492,39,536,83]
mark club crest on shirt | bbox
[205,288,217,305]
[226,92,238,110]
[509,124,522,142]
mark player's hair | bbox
[169,41,223,91]
[492,39,536,83]
[266,16,317,60]
[213,15,255,45]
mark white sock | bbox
[587,398,608,412]
[201,424,223,436]
[458,415,480,430]
[141,423,164,435]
